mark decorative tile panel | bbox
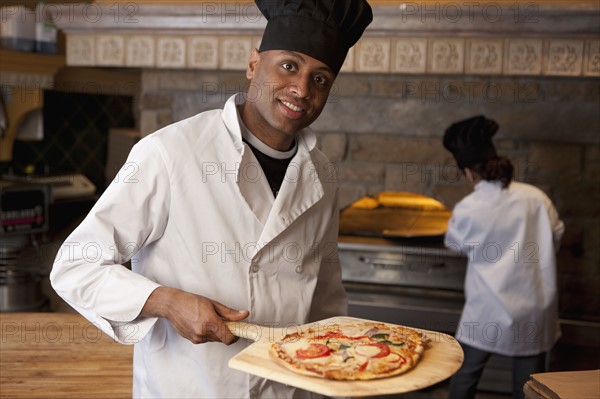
[355,38,390,73]
[466,39,503,74]
[391,38,427,74]
[187,36,218,69]
[62,31,595,80]
[584,40,600,77]
[156,37,186,68]
[96,35,125,66]
[66,34,95,66]
[505,39,543,75]
[126,36,155,67]
[429,39,464,74]
[544,40,584,76]
[220,37,252,70]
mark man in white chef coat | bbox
[50,1,372,398]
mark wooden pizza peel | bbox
[226,316,463,397]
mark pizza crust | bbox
[269,322,427,381]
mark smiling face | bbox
[240,49,335,151]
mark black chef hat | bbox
[443,115,499,169]
[255,0,373,75]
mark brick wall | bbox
[139,69,599,322]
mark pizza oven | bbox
[339,234,466,334]
[337,193,512,394]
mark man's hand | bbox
[141,287,250,345]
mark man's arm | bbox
[51,138,248,345]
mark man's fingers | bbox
[213,302,250,321]
[210,302,249,344]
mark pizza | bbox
[269,321,427,380]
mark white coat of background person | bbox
[50,1,373,398]
[442,116,565,399]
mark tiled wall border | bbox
[66,33,600,77]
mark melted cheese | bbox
[355,345,381,357]
[280,341,310,357]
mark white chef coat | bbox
[444,180,564,356]
[50,93,347,398]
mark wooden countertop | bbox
[0,312,133,398]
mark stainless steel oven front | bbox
[339,236,465,331]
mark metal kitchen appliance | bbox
[0,173,96,312]
[0,179,50,312]
[339,234,466,333]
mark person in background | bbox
[50,1,372,398]
[442,116,565,399]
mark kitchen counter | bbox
[0,312,133,398]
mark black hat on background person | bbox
[255,0,373,75]
[443,115,499,170]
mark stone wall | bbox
[139,69,599,322]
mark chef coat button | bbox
[251,265,260,273]
[295,265,303,274]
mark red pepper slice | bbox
[372,343,391,358]
[358,360,369,371]
[296,343,331,359]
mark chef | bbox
[442,116,565,399]
[50,1,372,398]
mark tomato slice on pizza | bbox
[296,343,330,359]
